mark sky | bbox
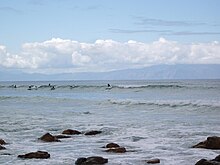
[0,0,220,74]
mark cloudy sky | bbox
[0,0,220,74]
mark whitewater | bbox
[0,80,220,165]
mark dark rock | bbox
[193,136,220,149]
[105,143,120,148]
[106,147,126,153]
[18,151,50,159]
[195,159,211,165]
[212,155,220,162]
[147,158,160,164]
[84,130,102,136]
[0,139,6,145]
[54,135,71,139]
[0,145,6,150]
[103,143,127,153]
[75,156,108,165]
[62,129,81,135]
[195,159,220,165]
[195,155,220,165]
[39,133,60,142]
[75,157,87,165]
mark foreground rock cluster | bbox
[193,136,220,165]
[192,136,220,149]
[1,131,220,164]
[195,155,220,165]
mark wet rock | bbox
[103,143,127,153]
[195,155,220,165]
[62,129,81,135]
[105,143,120,148]
[39,133,60,142]
[212,155,220,162]
[75,157,87,165]
[106,147,126,153]
[54,135,71,139]
[75,156,108,165]
[195,159,220,165]
[147,158,160,164]
[0,139,6,145]
[18,151,50,159]
[84,130,102,136]
[0,145,6,150]
[193,136,220,149]
[195,159,211,165]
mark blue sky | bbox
[0,0,220,74]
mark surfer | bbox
[106,83,112,90]
[28,85,32,90]
[51,86,55,90]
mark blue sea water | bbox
[0,80,220,165]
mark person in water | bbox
[28,85,32,90]
[107,84,111,87]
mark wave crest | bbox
[108,99,220,108]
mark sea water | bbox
[0,80,220,165]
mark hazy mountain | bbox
[0,64,220,81]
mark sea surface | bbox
[0,80,220,165]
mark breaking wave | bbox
[114,84,184,89]
[0,84,192,90]
[108,99,220,109]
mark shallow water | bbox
[0,80,220,164]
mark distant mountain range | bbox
[1,64,220,81]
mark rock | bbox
[54,135,72,139]
[39,133,60,142]
[195,155,220,165]
[84,130,102,136]
[195,159,211,165]
[0,139,6,145]
[212,155,220,162]
[106,147,126,153]
[105,143,120,148]
[195,159,220,165]
[193,136,220,149]
[62,129,81,135]
[104,143,127,153]
[75,157,87,165]
[0,145,6,150]
[75,156,108,165]
[18,151,50,159]
[147,158,160,164]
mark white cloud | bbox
[0,38,220,73]
[0,45,33,68]
[72,51,91,65]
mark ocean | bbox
[0,80,220,165]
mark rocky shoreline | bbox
[1,132,220,164]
